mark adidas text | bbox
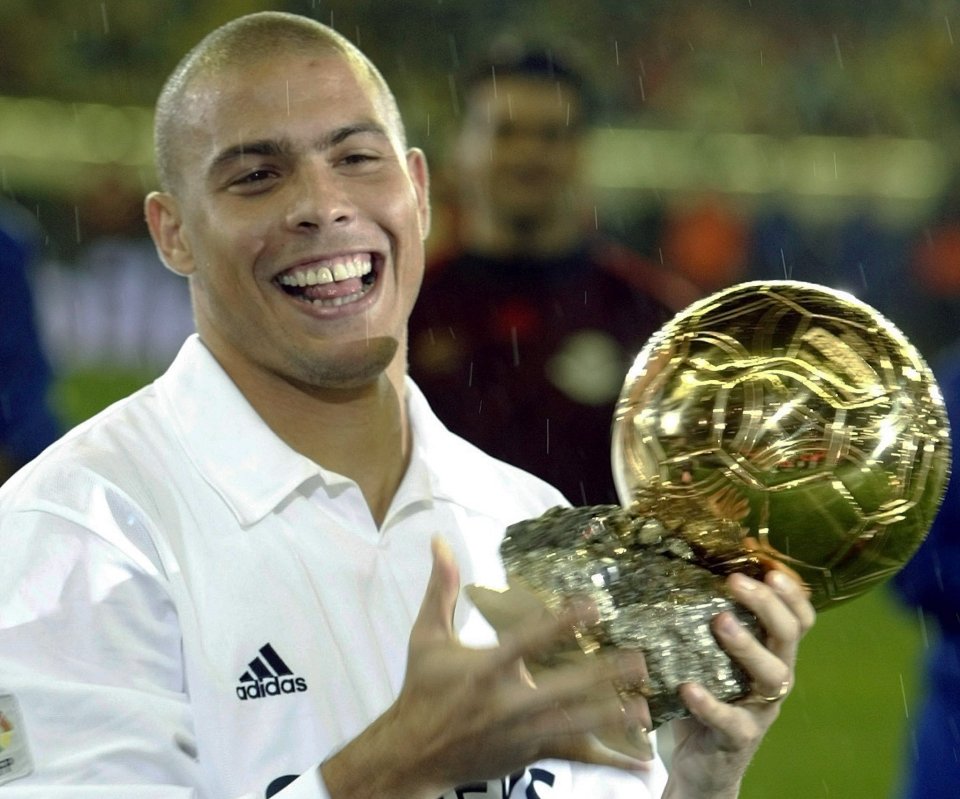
[236,676,308,701]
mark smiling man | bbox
[145,36,429,524]
[408,44,701,506]
[0,12,813,799]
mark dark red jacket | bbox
[408,239,700,504]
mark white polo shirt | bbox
[0,335,667,799]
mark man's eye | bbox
[226,169,281,193]
[341,153,379,167]
[236,169,277,184]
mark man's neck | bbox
[221,358,411,527]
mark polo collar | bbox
[157,336,497,527]
[404,380,507,517]
[157,336,338,526]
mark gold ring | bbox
[756,679,791,703]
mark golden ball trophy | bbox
[468,280,951,759]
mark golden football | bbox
[611,280,952,609]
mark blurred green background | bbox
[742,589,924,798]
[3,1,954,797]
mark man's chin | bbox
[287,336,400,392]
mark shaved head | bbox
[153,11,406,193]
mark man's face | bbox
[147,51,430,391]
[456,75,583,227]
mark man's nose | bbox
[285,162,356,230]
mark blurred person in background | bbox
[0,197,61,482]
[408,39,701,506]
[899,171,960,363]
[893,344,960,799]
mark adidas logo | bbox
[235,643,308,701]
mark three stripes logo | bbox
[235,643,308,701]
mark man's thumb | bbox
[411,537,460,643]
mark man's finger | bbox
[765,569,816,635]
[410,537,461,644]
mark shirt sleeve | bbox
[0,500,208,796]
[0,223,61,466]
[0,480,344,799]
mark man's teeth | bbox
[278,255,372,287]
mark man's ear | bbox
[406,148,431,241]
[145,191,195,276]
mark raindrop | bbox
[447,74,459,117]
[101,2,109,35]
[947,16,954,46]
[74,205,82,244]
[448,34,459,69]
[899,672,909,718]
[832,33,844,69]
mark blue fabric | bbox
[0,212,61,465]
[893,350,960,797]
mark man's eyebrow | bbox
[208,139,290,174]
[324,122,391,147]
[208,123,391,175]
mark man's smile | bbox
[275,253,377,307]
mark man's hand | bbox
[321,537,651,799]
[664,569,816,799]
